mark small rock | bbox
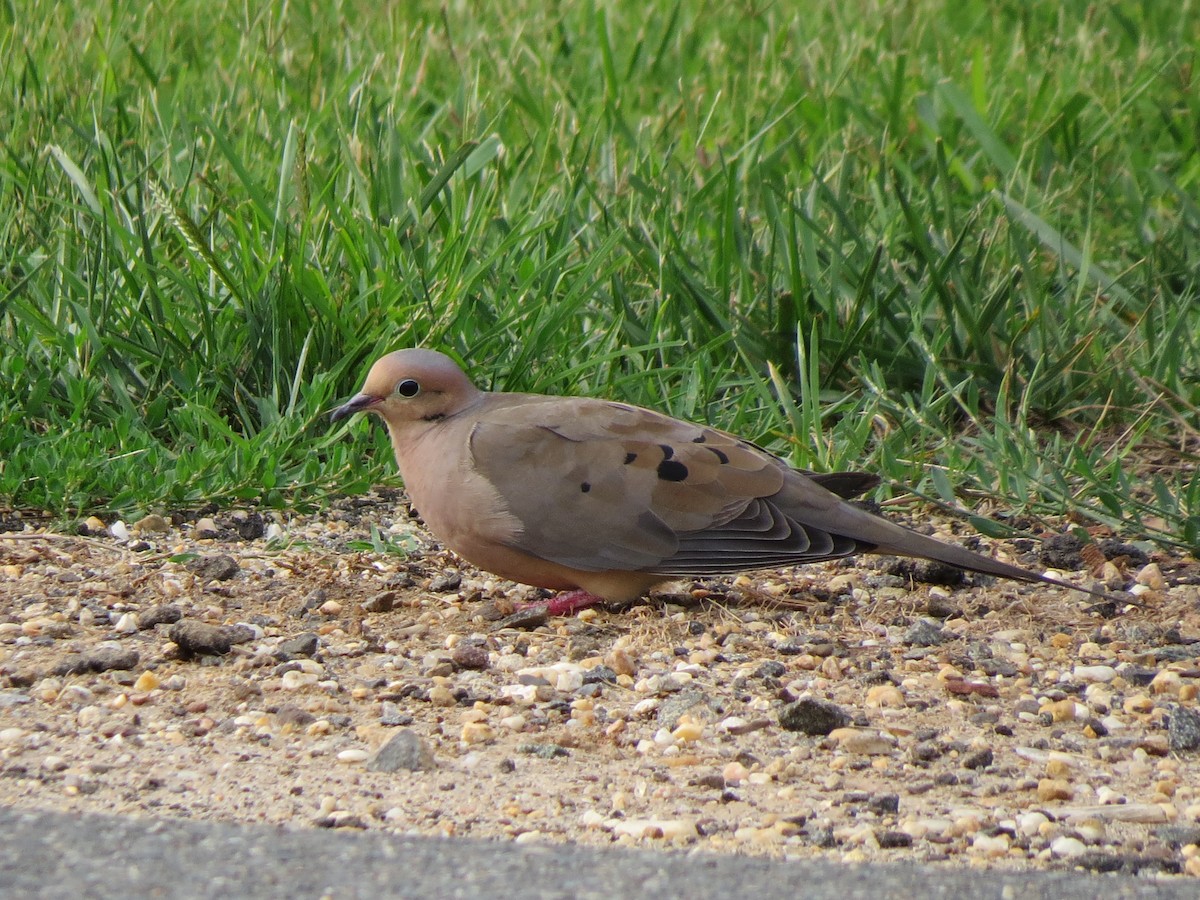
[367,730,435,773]
[517,743,570,759]
[276,704,317,728]
[1040,534,1083,570]
[829,728,896,755]
[278,633,320,659]
[133,671,160,692]
[193,517,220,538]
[1050,835,1088,858]
[451,644,489,671]
[1037,778,1074,802]
[379,701,411,726]
[962,749,993,770]
[428,572,462,593]
[169,621,248,657]
[52,647,140,676]
[494,607,549,631]
[362,591,396,613]
[904,618,948,647]
[138,606,183,630]
[132,514,171,534]
[876,830,913,849]
[186,554,240,581]
[867,794,900,815]
[779,698,851,735]
[1168,704,1200,752]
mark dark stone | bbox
[186,554,240,581]
[755,660,787,679]
[275,704,316,728]
[925,595,959,619]
[867,793,900,815]
[169,621,253,657]
[962,749,993,770]
[657,691,719,729]
[1168,704,1200,752]
[778,698,851,735]
[583,666,617,685]
[1039,533,1083,570]
[516,743,570,759]
[876,830,913,849]
[1097,539,1149,568]
[428,573,462,593]
[361,591,396,613]
[228,512,266,540]
[367,729,435,772]
[451,643,489,671]
[295,589,327,616]
[904,618,948,647]
[51,647,140,677]
[278,633,319,659]
[493,607,549,631]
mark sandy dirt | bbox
[2,493,1199,880]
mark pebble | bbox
[193,517,220,537]
[1037,779,1074,802]
[132,514,171,534]
[1169,704,1200,752]
[829,728,896,755]
[52,647,139,676]
[169,621,249,656]
[185,554,240,581]
[133,671,160,692]
[778,698,851,735]
[337,749,370,764]
[1051,836,1088,858]
[610,818,697,841]
[1072,665,1117,684]
[0,727,25,744]
[367,730,434,773]
[904,618,948,647]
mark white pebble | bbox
[0,727,26,745]
[1051,836,1087,858]
[280,671,318,690]
[265,523,285,541]
[109,521,130,541]
[112,613,139,634]
[1072,665,1116,684]
[336,749,369,764]
[1017,811,1049,836]
[971,833,1010,856]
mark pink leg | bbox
[518,589,608,617]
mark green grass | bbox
[2,0,1198,550]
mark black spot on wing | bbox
[706,446,729,464]
[659,444,674,459]
[624,452,638,464]
[580,482,591,493]
[692,434,706,443]
[657,459,689,482]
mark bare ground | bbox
[2,492,1199,880]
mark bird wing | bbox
[467,397,869,575]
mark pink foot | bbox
[519,589,607,617]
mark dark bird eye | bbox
[396,379,420,398]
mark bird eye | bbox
[396,379,420,398]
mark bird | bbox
[331,348,1119,616]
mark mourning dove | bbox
[332,349,1116,614]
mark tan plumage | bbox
[332,348,1113,607]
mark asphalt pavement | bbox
[0,806,1195,899]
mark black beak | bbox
[330,393,381,422]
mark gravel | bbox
[1,495,1199,880]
